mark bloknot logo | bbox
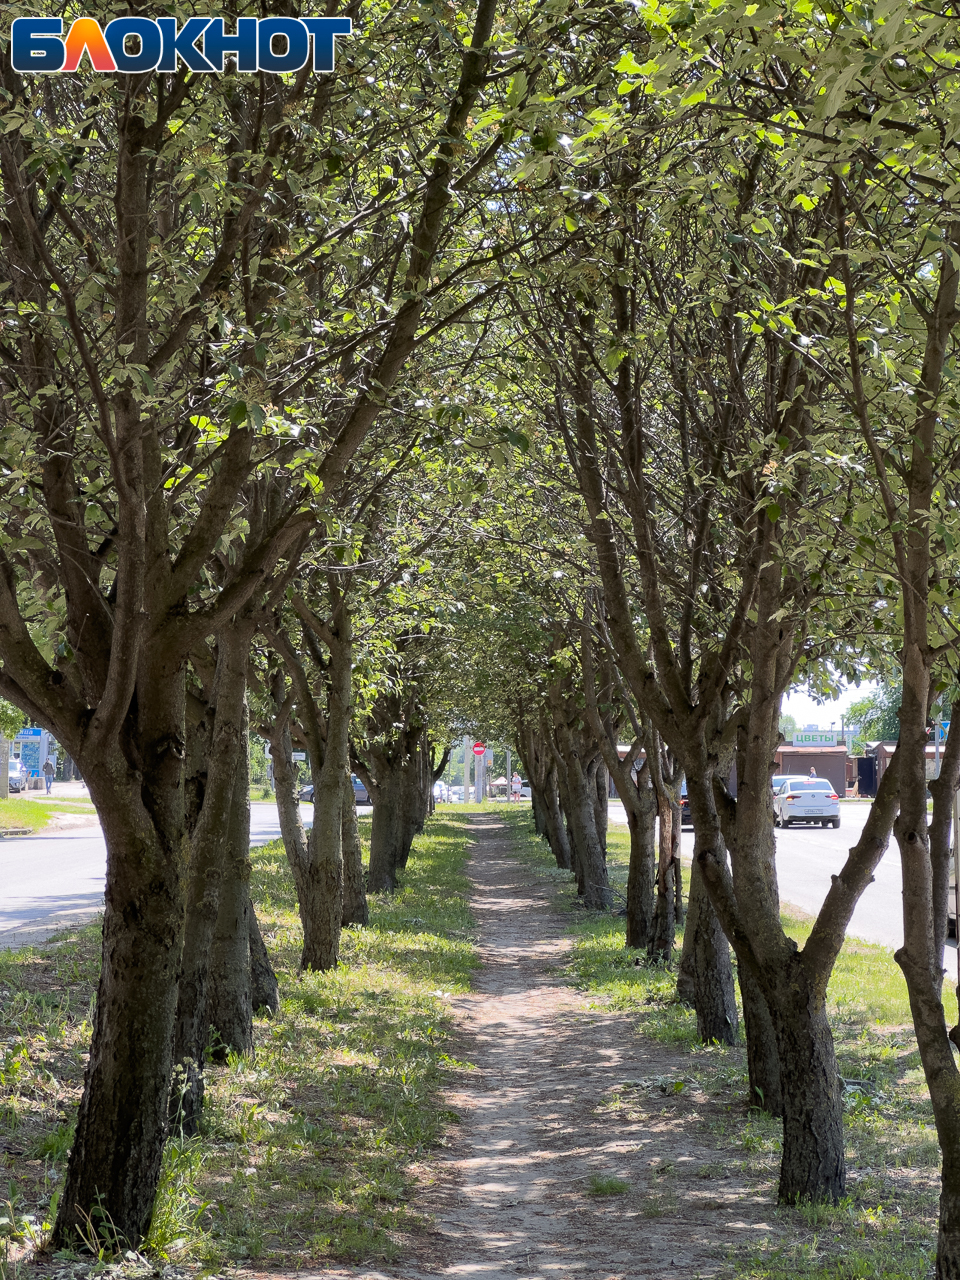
[10,15,352,74]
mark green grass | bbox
[0,808,481,1271]
[495,805,940,1280]
[0,799,52,832]
[586,1173,630,1196]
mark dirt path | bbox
[266,813,784,1280]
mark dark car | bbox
[299,774,369,805]
[680,780,692,826]
[351,774,369,804]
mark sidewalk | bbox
[14,779,92,802]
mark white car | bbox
[774,778,841,828]
[771,774,808,793]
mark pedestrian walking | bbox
[42,756,55,794]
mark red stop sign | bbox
[472,741,485,756]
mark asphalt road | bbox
[609,800,913,952]
[0,800,373,950]
[0,796,920,955]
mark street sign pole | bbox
[471,741,486,804]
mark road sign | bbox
[472,741,485,756]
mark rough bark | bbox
[650,794,681,963]
[267,595,353,970]
[647,737,684,964]
[249,909,280,1015]
[368,764,416,892]
[739,963,783,1117]
[626,777,657,950]
[549,690,611,910]
[341,781,369,926]
[301,765,344,969]
[170,629,249,1134]
[295,601,353,970]
[594,759,608,850]
[206,718,254,1061]
[362,688,433,893]
[677,857,738,1044]
[270,707,311,894]
[54,771,187,1247]
[770,964,843,1201]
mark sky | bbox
[781,682,877,730]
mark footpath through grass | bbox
[498,804,941,1280]
[0,805,480,1273]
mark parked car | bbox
[7,758,23,793]
[351,774,369,804]
[773,778,840,828]
[771,774,808,794]
[299,774,370,805]
[448,785,464,802]
[680,780,692,827]
[433,781,449,802]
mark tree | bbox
[0,0,531,1240]
[846,685,902,747]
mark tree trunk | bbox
[542,763,573,869]
[53,769,187,1248]
[650,794,680,962]
[368,767,410,892]
[206,723,254,1061]
[341,781,369,926]
[170,632,248,1134]
[270,711,311,889]
[271,602,354,970]
[396,737,432,870]
[531,785,547,836]
[625,782,657,950]
[677,859,737,1045]
[739,963,783,1117]
[249,909,280,1015]
[301,766,344,969]
[771,963,844,1202]
[937,1151,960,1278]
[563,753,610,909]
[593,758,608,850]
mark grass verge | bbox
[0,807,480,1272]
[0,799,58,832]
[497,804,939,1280]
